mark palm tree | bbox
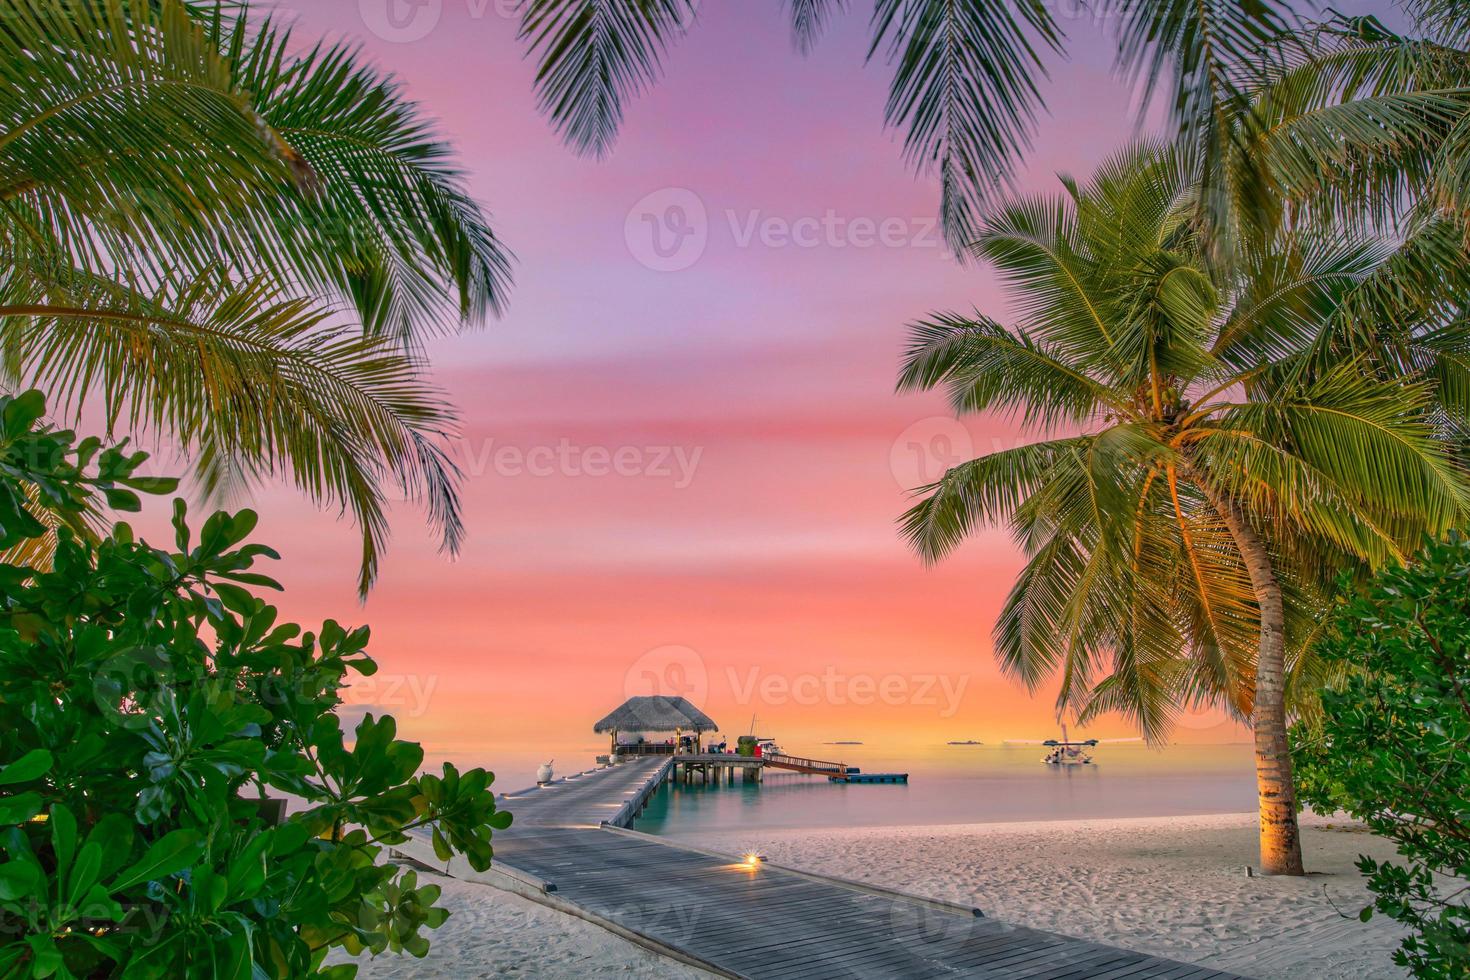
[896,143,1470,876]
[0,0,512,594]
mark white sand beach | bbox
[347,811,1407,978]
[680,812,1409,979]
[333,876,712,978]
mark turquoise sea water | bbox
[631,742,1259,836]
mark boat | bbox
[1004,723,1140,766]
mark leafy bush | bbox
[0,391,511,978]
[1292,534,1470,979]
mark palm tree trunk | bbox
[1208,491,1306,876]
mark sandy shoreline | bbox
[342,811,1408,978]
[679,811,1408,978]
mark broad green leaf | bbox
[0,749,52,786]
[0,793,42,824]
[109,830,204,892]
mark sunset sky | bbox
[172,0,1394,774]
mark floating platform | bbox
[830,772,908,784]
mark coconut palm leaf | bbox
[0,265,461,596]
[1406,0,1470,47]
[867,0,1062,252]
[787,0,846,54]
[0,0,291,276]
[519,0,697,159]
[898,436,1092,564]
[897,313,1119,428]
[221,16,514,342]
[0,0,511,591]
[1230,13,1470,238]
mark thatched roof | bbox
[593,696,718,734]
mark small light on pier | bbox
[741,853,763,869]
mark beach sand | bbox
[330,875,711,978]
[679,811,1408,979]
[343,811,1407,978]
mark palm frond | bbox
[897,313,1118,428]
[0,266,463,596]
[898,436,1091,563]
[224,17,514,341]
[868,0,1062,253]
[0,0,291,277]
[1237,16,1470,233]
[1406,0,1470,48]
[519,0,697,159]
[787,0,846,54]
[1198,366,1470,551]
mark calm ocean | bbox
[469,742,1260,836]
[634,742,1258,836]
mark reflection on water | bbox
[428,741,1259,835]
[633,742,1258,836]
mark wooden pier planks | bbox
[418,759,1252,980]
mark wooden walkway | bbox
[408,760,1250,979]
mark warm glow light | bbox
[742,853,762,868]
[154,4,1253,773]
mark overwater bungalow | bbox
[594,695,719,757]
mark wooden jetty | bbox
[673,752,765,783]
[402,758,1249,979]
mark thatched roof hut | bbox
[593,696,718,735]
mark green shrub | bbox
[0,391,511,978]
[1292,534,1470,979]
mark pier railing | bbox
[761,752,849,775]
[613,743,675,756]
